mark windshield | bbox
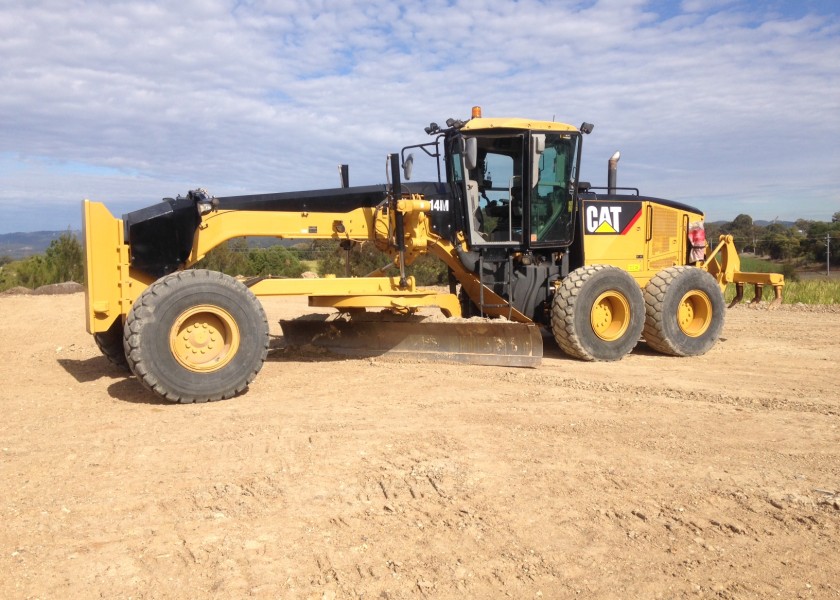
[530,133,578,246]
[449,131,578,248]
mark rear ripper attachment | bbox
[702,234,785,308]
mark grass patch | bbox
[778,279,840,304]
[738,255,798,281]
[738,255,782,273]
[724,278,840,305]
[724,255,840,304]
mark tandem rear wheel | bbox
[124,270,270,403]
[643,266,725,356]
[551,265,645,361]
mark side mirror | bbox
[465,137,478,171]
[509,175,521,195]
[402,153,414,181]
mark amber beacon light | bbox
[471,106,482,118]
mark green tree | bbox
[407,254,448,286]
[797,219,840,265]
[247,245,305,277]
[1,232,85,291]
[44,230,84,283]
[195,238,250,275]
[719,214,756,252]
[704,221,722,246]
[311,239,447,285]
[761,223,800,260]
[14,255,54,288]
[317,241,389,277]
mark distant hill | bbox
[0,231,82,260]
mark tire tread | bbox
[642,265,724,357]
[124,270,269,403]
[93,319,130,370]
[551,265,644,361]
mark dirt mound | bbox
[32,282,85,295]
[0,286,34,295]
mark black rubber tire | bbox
[124,270,269,403]
[551,265,645,361]
[93,318,130,371]
[458,287,482,318]
[643,266,725,357]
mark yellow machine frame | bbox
[82,195,532,336]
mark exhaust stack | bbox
[608,151,620,194]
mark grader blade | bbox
[280,315,543,367]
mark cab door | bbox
[456,133,527,248]
[527,132,579,249]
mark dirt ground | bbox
[1,293,838,600]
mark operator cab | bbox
[448,116,582,251]
[400,109,589,322]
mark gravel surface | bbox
[1,293,838,599]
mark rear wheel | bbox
[124,270,269,403]
[93,318,129,371]
[551,265,645,361]
[643,266,725,356]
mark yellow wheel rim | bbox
[170,305,240,373]
[590,291,631,341]
[677,290,713,337]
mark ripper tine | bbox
[728,282,745,308]
[751,283,765,304]
[769,285,784,309]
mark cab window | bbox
[530,133,578,245]
[465,134,525,244]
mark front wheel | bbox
[458,287,482,318]
[94,318,129,371]
[643,266,725,356]
[124,270,269,403]
[551,265,645,361]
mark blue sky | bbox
[0,0,838,233]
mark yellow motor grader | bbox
[82,107,783,402]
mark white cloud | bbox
[0,0,838,233]
[681,0,736,13]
